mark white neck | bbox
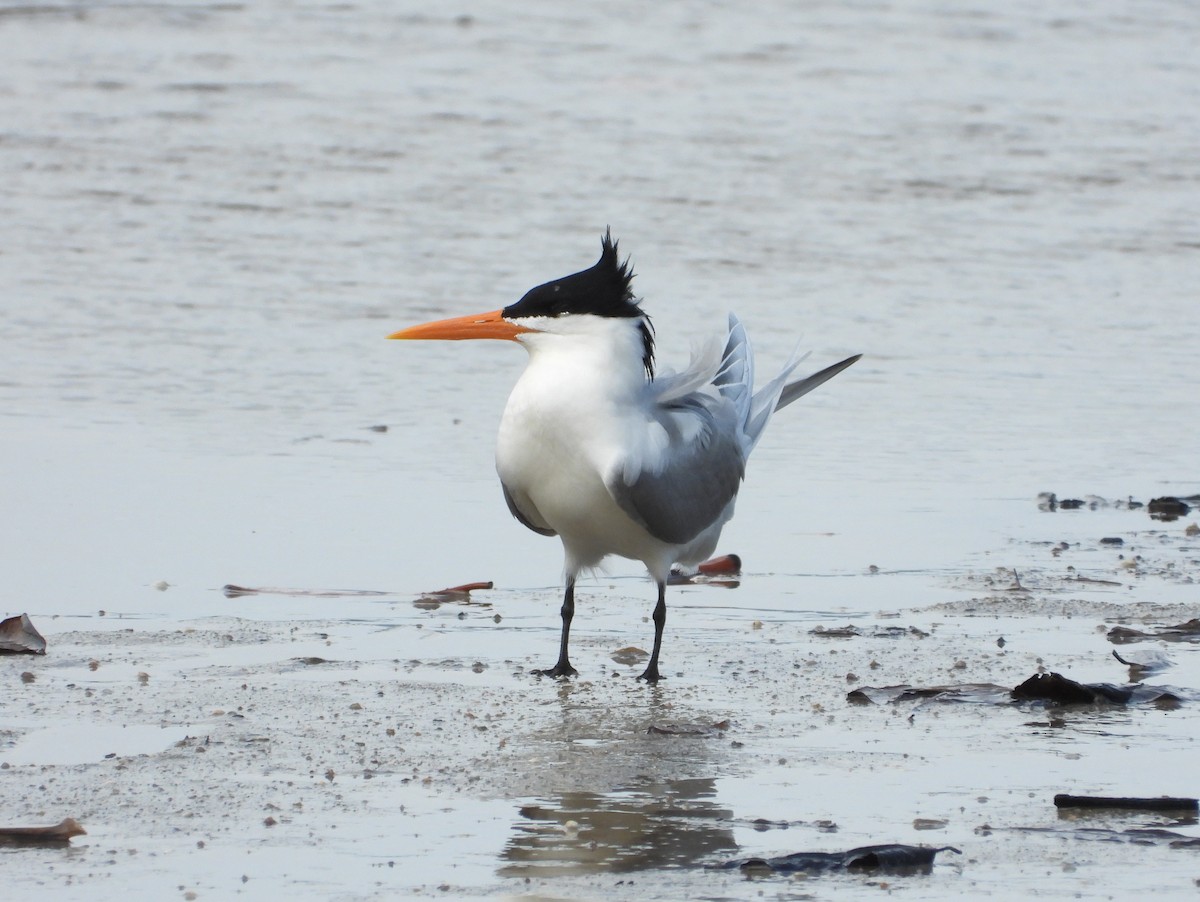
[512,314,649,404]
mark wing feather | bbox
[608,396,745,545]
[502,482,557,536]
[607,317,859,548]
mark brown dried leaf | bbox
[697,553,742,575]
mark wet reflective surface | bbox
[501,779,737,876]
[3,0,1200,898]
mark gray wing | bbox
[502,482,557,537]
[608,396,745,545]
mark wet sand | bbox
[3,0,1199,898]
[4,501,1200,899]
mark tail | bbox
[712,313,756,427]
[715,313,808,452]
[714,314,860,452]
[775,354,862,411]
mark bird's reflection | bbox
[499,777,737,876]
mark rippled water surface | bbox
[2,1,1198,899]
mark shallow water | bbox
[2,0,1199,899]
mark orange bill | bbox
[387,309,535,342]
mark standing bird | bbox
[389,232,858,682]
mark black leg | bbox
[638,580,666,683]
[537,576,578,678]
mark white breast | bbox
[495,318,678,575]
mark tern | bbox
[389,232,859,682]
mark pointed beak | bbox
[387,309,535,342]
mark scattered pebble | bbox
[913,818,948,830]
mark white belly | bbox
[496,378,678,576]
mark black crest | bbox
[504,229,656,377]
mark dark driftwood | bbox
[222,585,390,598]
[716,843,960,874]
[1054,794,1198,812]
[0,818,86,845]
[1012,672,1183,706]
[0,613,46,655]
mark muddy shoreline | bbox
[4,508,1198,899]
